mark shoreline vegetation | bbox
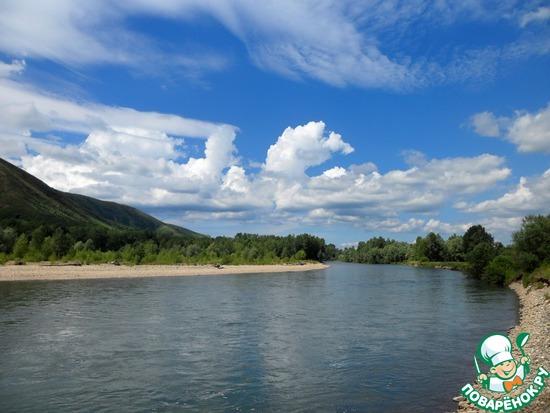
[454,282,550,413]
[339,215,550,288]
[1,215,548,288]
[0,262,329,282]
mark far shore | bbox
[0,262,329,282]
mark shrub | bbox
[483,255,517,285]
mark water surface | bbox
[0,262,517,412]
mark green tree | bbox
[512,215,550,271]
[463,225,494,254]
[13,234,29,258]
[0,227,17,253]
[467,242,495,278]
[51,228,72,258]
[29,226,47,253]
[446,235,464,261]
[294,250,306,261]
[41,236,55,260]
[412,236,428,261]
[484,254,516,285]
[424,232,446,261]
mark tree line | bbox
[1,214,548,286]
[339,214,549,286]
[0,224,337,266]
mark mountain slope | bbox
[0,158,200,237]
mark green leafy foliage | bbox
[340,215,550,286]
[339,238,410,264]
[0,224,335,265]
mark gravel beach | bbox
[0,262,328,281]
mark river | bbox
[0,262,518,412]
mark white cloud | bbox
[520,6,550,27]
[462,170,550,216]
[0,60,25,77]
[451,169,550,241]
[264,121,353,179]
[0,1,227,77]
[471,111,502,137]
[323,167,347,179]
[274,154,510,215]
[0,1,546,89]
[508,105,550,153]
[470,103,550,153]
[0,79,224,139]
[424,219,472,235]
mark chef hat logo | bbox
[479,334,514,367]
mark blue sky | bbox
[0,1,549,245]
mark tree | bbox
[13,234,29,258]
[446,235,464,262]
[294,250,307,261]
[512,215,550,270]
[51,228,72,258]
[29,226,47,253]
[412,236,428,261]
[0,227,17,253]
[463,225,494,254]
[484,254,516,285]
[467,242,495,278]
[424,232,446,261]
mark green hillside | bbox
[0,157,200,237]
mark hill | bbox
[0,157,200,237]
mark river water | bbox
[0,262,517,412]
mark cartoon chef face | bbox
[491,359,517,380]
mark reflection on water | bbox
[0,263,517,412]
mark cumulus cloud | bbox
[471,111,503,137]
[470,103,550,153]
[461,170,550,217]
[274,154,510,215]
[0,59,239,207]
[264,121,353,179]
[451,169,550,240]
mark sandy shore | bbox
[453,282,550,413]
[0,262,328,281]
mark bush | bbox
[294,250,306,261]
[466,242,495,278]
[12,234,29,258]
[483,255,517,285]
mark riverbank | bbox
[0,262,328,281]
[453,282,550,413]
[407,260,469,272]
